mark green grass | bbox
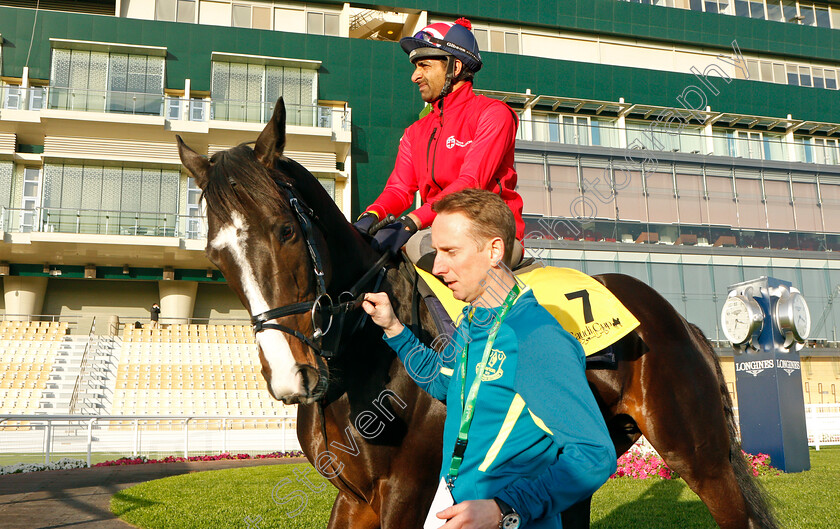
[112,448,840,529]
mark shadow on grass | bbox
[111,490,161,516]
[593,480,716,529]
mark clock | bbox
[721,294,764,346]
[775,287,810,343]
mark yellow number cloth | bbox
[414,266,640,356]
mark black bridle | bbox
[249,179,390,359]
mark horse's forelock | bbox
[203,144,289,226]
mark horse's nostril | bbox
[299,365,320,395]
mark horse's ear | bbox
[177,135,210,189]
[254,97,286,168]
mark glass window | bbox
[825,69,837,89]
[763,133,786,161]
[42,164,179,235]
[772,63,786,84]
[324,13,340,36]
[801,3,816,26]
[691,0,703,10]
[787,64,799,85]
[177,0,195,23]
[473,29,488,51]
[211,61,317,124]
[307,12,324,35]
[713,129,735,157]
[746,59,760,80]
[734,0,750,16]
[766,0,783,21]
[815,6,830,27]
[504,32,519,54]
[799,65,812,87]
[813,67,825,89]
[490,30,505,52]
[760,61,773,81]
[749,0,765,18]
[156,0,176,21]
[782,0,798,21]
[796,137,814,163]
[232,5,250,28]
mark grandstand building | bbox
[0,0,839,423]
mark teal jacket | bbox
[384,288,616,528]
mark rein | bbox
[249,178,391,359]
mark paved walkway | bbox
[0,457,307,529]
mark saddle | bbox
[413,260,640,369]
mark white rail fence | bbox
[0,414,300,467]
[1,405,838,469]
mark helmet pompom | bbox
[455,17,472,30]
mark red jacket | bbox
[366,82,525,240]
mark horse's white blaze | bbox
[211,212,302,398]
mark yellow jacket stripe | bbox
[479,394,526,472]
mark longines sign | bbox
[736,359,801,377]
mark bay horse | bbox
[176,98,779,529]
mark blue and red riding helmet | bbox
[400,18,483,73]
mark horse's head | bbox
[177,98,335,405]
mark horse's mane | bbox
[202,143,289,224]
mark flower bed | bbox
[93,450,305,467]
[0,451,305,475]
[612,449,777,480]
[1,458,87,475]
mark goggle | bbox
[414,30,445,46]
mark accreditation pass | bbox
[423,478,455,529]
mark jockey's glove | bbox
[371,215,418,255]
[353,211,379,236]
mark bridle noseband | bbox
[249,179,389,359]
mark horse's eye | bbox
[277,224,295,242]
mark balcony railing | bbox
[208,98,337,127]
[47,87,166,116]
[516,118,840,166]
[0,86,349,130]
[0,206,208,240]
[0,86,46,111]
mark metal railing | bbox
[48,87,166,116]
[209,98,337,127]
[516,118,840,166]
[68,318,97,415]
[0,206,208,239]
[0,414,300,467]
[1,86,349,130]
[0,86,46,111]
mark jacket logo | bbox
[446,135,473,149]
[475,349,506,381]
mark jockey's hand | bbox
[353,211,379,236]
[362,292,404,337]
[437,500,502,529]
[371,215,418,255]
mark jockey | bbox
[354,18,525,270]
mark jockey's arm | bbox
[365,131,419,224]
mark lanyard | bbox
[447,284,521,489]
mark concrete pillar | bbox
[617,97,628,149]
[521,88,533,142]
[785,114,797,162]
[181,79,192,121]
[3,276,48,321]
[158,281,198,325]
[340,3,351,38]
